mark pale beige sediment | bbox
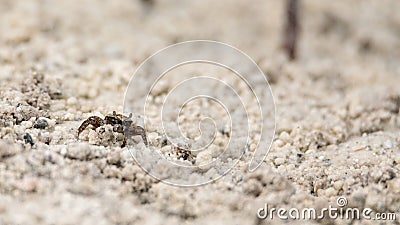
[1,0,400,224]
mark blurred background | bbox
[1,0,399,76]
[1,0,399,129]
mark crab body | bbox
[77,111,148,147]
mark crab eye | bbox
[123,119,133,127]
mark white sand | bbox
[1,0,400,224]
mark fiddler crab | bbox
[77,111,148,147]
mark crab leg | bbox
[77,116,104,137]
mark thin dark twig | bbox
[283,0,299,60]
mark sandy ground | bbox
[1,0,400,224]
